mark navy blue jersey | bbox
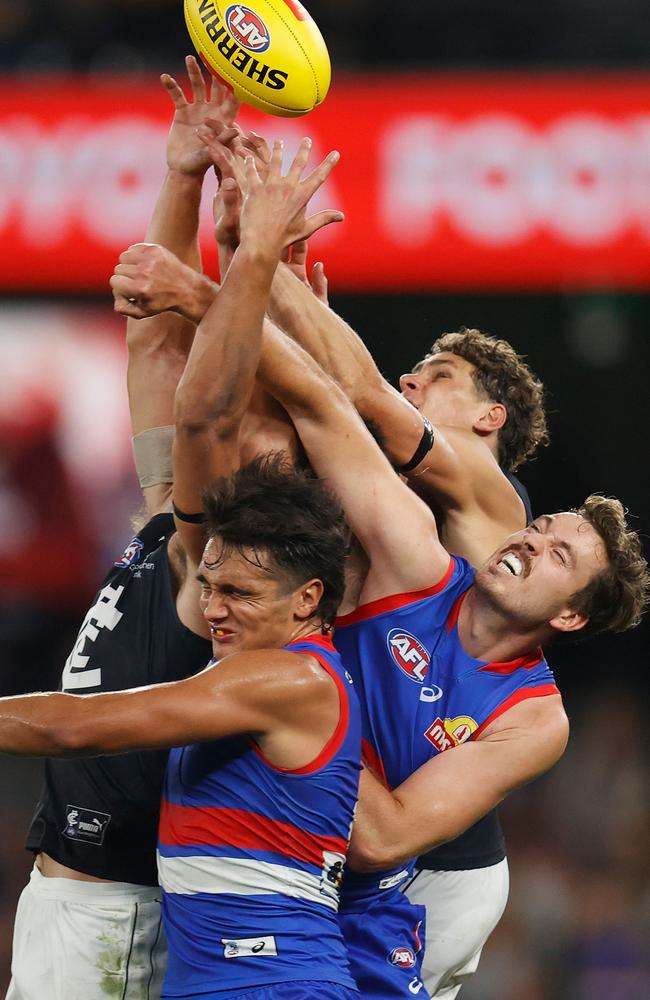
[26,514,212,885]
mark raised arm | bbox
[171,139,344,566]
[347,694,569,870]
[257,326,450,601]
[110,56,239,519]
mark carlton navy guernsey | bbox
[334,554,558,889]
[158,634,361,998]
[26,513,212,885]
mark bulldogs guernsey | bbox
[158,634,361,998]
[334,555,558,997]
[26,513,211,885]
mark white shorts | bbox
[7,864,167,1000]
[404,859,509,1000]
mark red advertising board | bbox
[3,72,650,292]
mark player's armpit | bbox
[348,693,568,871]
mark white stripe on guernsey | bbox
[157,853,339,911]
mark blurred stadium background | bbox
[0,2,649,997]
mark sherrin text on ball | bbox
[184,0,331,117]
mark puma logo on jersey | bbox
[62,805,111,845]
[386,629,431,683]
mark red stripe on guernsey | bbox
[446,590,468,632]
[479,647,544,674]
[281,0,309,20]
[361,738,390,788]
[251,648,349,775]
[286,632,336,652]
[472,684,560,739]
[336,559,456,627]
[159,801,347,867]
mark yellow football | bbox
[184,0,331,117]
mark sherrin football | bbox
[184,0,331,117]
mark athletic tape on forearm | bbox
[132,425,174,488]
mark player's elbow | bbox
[174,389,240,441]
[348,836,410,873]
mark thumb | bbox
[301,210,345,241]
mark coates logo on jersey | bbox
[387,629,430,683]
[225,5,271,52]
[388,947,416,969]
[114,536,144,568]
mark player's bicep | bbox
[393,696,569,851]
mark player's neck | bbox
[457,587,547,663]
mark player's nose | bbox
[399,373,420,394]
[203,593,228,621]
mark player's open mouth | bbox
[211,627,235,639]
[497,552,525,577]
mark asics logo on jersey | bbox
[387,629,430,682]
[409,978,425,995]
[388,947,416,968]
[222,935,278,958]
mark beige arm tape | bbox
[132,425,174,488]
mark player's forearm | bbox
[259,320,341,424]
[269,265,382,401]
[0,691,134,758]
[175,246,276,434]
[146,169,204,270]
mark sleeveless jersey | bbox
[26,513,212,886]
[417,469,535,872]
[335,555,558,892]
[158,634,361,998]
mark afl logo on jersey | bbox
[387,629,430,683]
[225,5,271,52]
[389,947,416,968]
[114,536,144,568]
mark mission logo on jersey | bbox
[386,628,430,683]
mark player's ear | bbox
[549,606,588,634]
[473,401,507,435]
[294,578,324,620]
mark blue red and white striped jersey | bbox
[334,556,559,899]
[158,634,361,997]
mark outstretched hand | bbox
[162,55,240,176]
[239,138,343,261]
